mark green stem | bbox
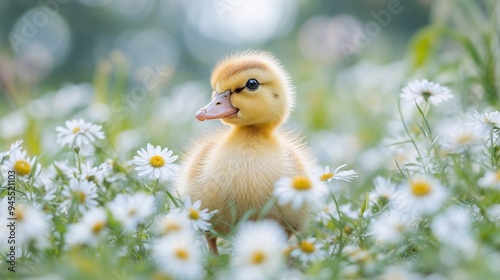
[152,178,159,195]
[397,98,423,163]
[74,147,82,174]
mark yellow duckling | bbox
[177,50,316,254]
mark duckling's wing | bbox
[276,126,318,178]
[175,127,228,196]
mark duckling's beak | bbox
[195,90,239,121]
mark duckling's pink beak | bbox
[195,90,239,121]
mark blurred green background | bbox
[0,0,433,172]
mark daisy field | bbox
[1,1,500,279]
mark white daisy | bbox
[486,204,500,224]
[343,245,374,269]
[0,139,23,164]
[369,209,413,245]
[396,176,448,215]
[133,143,179,179]
[290,237,326,263]
[439,121,482,153]
[319,164,358,183]
[315,201,337,225]
[179,197,217,231]
[469,110,500,135]
[0,199,49,248]
[231,220,288,280]
[369,176,399,201]
[66,207,107,246]
[66,160,111,185]
[61,178,98,213]
[55,118,105,148]
[152,233,205,280]
[431,207,477,254]
[400,79,453,105]
[478,170,500,189]
[1,150,41,179]
[108,192,155,231]
[274,175,326,210]
[153,211,193,237]
[379,266,422,280]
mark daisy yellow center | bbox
[14,160,31,176]
[422,91,432,100]
[164,222,181,233]
[395,223,405,232]
[175,248,190,260]
[292,176,312,191]
[410,180,432,196]
[320,172,334,182]
[188,208,200,220]
[128,208,137,217]
[72,127,81,134]
[251,251,266,264]
[15,208,25,221]
[456,134,473,145]
[150,155,165,168]
[494,170,500,182]
[299,240,315,254]
[74,191,86,204]
[91,221,105,234]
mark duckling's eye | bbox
[245,79,259,91]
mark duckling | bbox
[177,50,316,254]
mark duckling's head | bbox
[195,50,295,129]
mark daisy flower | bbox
[66,208,107,246]
[0,199,49,248]
[439,121,482,153]
[133,143,179,179]
[478,170,500,189]
[56,119,105,148]
[369,176,399,201]
[0,139,23,164]
[274,175,326,210]
[108,192,155,231]
[469,110,500,135]
[61,178,98,213]
[315,201,337,225]
[369,209,413,245]
[431,207,477,255]
[343,245,374,268]
[379,266,422,280]
[290,237,326,263]
[400,79,453,105]
[231,220,288,280]
[319,164,358,183]
[486,204,500,224]
[1,150,41,179]
[179,197,217,231]
[66,160,111,185]
[153,211,194,237]
[152,233,205,280]
[396,176,448,215]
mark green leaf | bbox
[407,26,439,70]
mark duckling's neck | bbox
[225,124,277,146]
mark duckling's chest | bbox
[200,140,294,197]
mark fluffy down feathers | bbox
[177,50,316,235]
